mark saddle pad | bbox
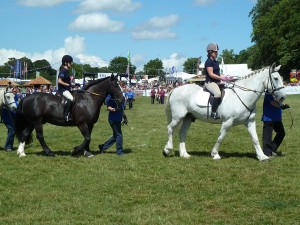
[195,90,211,107]
[195,89,228,107]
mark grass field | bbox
[0,94,299,224]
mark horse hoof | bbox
[163,150,169,157]
[258,155,269,161]
[213,154,221,160]
[163,147,171,157]
[84,151,94,158]
[17,152,26,157]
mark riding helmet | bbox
[62,55,73,64]
[206,43,219,52]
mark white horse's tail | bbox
[165,89,174,125]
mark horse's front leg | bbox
[211,121,232,160]
[72,123,94,158]
[245,120,269,161]
[35,122,55,157]
[163,118,181,157]
[179,116,192,158]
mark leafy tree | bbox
[218,49,236,64]
[144,58,163,78]
[249,0,300,79]
[108,56,136,76]
[183,57,200,74]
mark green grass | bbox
[0,94,300,225]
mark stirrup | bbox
[211,112,220,120]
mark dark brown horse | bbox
[15,74,124,157]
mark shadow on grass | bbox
[188,150,257,159]
[94,148,133,155]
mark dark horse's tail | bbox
[15,98,33,145]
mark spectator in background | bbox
[159,87,166,104]
[150,87,156,104]
[1,87,18,152]
[126,88,135,110]
[122,88,128,110]
[98,95,127,155]
[261,92,290,156]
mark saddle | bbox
[203,84,225,106]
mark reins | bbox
[81,90,102,97]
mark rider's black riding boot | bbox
[64,100,72,122]
[211,97,220,120]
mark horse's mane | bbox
[238,67,268,81]
[83,77,110,90]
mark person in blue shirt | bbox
[126,88,135,110]
[261,92,289,156]
[1,87,19,151]
[204,43,226,119]
[57,55,74,121]
[99,95,127,155]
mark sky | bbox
[0,0,256,72]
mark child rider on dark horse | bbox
[57,55,74,122]
[204,43,225,120]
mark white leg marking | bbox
[17,142,26,157]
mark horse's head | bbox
[2,87,17,111]
[108,74,125,106]
[265,63,286,102]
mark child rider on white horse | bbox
[204,43,226,120]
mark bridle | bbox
[109,80,124,109]
[267,65,285,100]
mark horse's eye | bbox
[274,78,278,81]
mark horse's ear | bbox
[110,73,115,81]
[269,62,276,74]
[275,65,281,72]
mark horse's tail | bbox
[15,98,33,145]
[165,89,174,125]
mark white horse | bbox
[0,87,17,110]
[163,63,286,161]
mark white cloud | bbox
[132,29,176,40]
[193,0,216,6]
[147,15,179,29]
[75,0,141,13]
[64,35,86,55]
[0,35,108,70]
[132,15,179,40]
[162,53,187,72]
[17,0,75,7]
[69,13,124,32]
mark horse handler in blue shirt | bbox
[262,92,289,157]
[99,95,127,155]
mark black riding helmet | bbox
[62,55,73,65]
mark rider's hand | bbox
[221,75,233,82]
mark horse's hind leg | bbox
[35,124,55,157]
[17,126,34,157]
[163,118,181,157]
[179,115,192,158]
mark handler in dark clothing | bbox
[99,95,127,155]
[261,92,289,156]
[1,88,19,151]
